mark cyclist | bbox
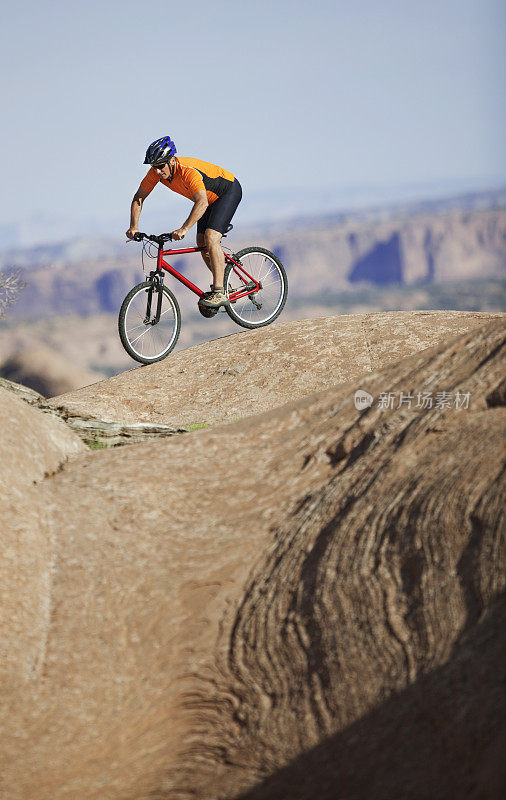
[126,135,242,310]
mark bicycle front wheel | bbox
[118,281,181,364]
[224,247,288,329]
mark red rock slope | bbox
[0,314,504,799]
[51,310,501,427]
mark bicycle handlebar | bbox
[133,232,182,245]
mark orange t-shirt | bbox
[140,157,235,205]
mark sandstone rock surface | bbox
[0,376,185,447]
[1,315,504,799]
[52,310,502,428]
[0,386,86,721]
[0,384,86,496]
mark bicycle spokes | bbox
[224,248,287,328]
[118,280,181,363]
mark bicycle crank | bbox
[198,305,218,318]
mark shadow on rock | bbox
[236,596,506,800]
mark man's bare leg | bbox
[196,232,213,276]
[204,228,225,288]
[196,228,229,307]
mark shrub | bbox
[0,269,27,318]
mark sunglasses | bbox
[153,162,168,170]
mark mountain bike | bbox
[118,226,288,364]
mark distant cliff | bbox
[266,207,506,294]
[3,202,505,320]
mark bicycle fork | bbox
[144,269,164,325]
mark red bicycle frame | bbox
[155,244,260,302]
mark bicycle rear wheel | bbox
[118,281,181,364]
[224,247,288,329]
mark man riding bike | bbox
[126,135,242,310]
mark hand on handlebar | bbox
[127,231,173,244]
[171,228,186,241]
[126,227,138,240]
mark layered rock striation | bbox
[0,313,504,799]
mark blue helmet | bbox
[144,136,177,165]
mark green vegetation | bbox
[86,439,107,450]
[186,416,244,431]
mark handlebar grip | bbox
[131,231,177,244]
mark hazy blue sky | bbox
[1,0,504,242]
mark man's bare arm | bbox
[126,186,151,239]
[172,190,209,240]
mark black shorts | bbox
[197,178,242,236]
